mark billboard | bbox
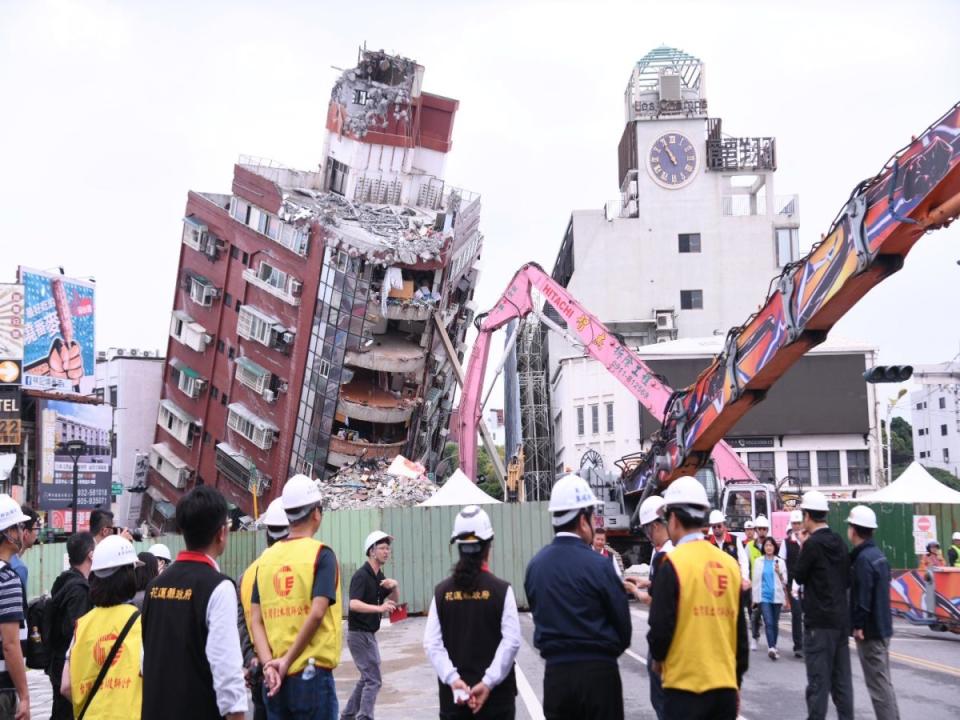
[0,285,24,360]
[0,388,21,447]
[38,400,112,529]
[18,268,95,394]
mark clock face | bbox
[648,133,698,189]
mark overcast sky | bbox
[1,0,958,420]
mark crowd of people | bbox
[0,468,952,719]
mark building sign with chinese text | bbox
[0,388,20,446]
[0,285,24,360]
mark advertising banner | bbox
[38,400,112,528]
[0,285,24,361]
[0,388,21,446]
[18,268,95,394]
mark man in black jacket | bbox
[525,475,631,720]
[793,491,853,720]
[47,532,94,720]
[779,510,806,657]
[847,506,900,720]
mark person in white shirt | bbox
[424,506,521,719]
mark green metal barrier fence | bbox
[23,502,555,614]
[826,501,960,570]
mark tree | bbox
[437,442,505,500]
[885,417,915,480]
[924,466,960,492]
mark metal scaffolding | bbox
[516,317,555,500]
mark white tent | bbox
[859,462,960,504]
[418,469,502,507]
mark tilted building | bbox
[145,50,482,527]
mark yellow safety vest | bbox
[239,557,261,639]
[70,604,143,720]
[747,539,762,566]
[255,537,342,673]
[951,545,960,568]
[662,540,741,694]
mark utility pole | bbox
[64,440,87,533]
[885,388,908,485]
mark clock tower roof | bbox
[625,46,707,123]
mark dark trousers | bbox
[790,596,804,651]
[439,702,515,720]
[750,603,763,640]
[49,656,73,720]
[663,688,738,720]
[543,660,623,720]
[647,652,665,720]
[803,627,853,720]
[856,637,900,720]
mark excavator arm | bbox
[456,262,756,487]
[642,102,960,495]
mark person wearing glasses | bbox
[140,486,247,720]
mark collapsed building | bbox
[144,49,482,527]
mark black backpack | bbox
[25,593,53,671]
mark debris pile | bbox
[321,456,437,510]
[329,50,418,138]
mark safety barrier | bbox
[22,502,555,615]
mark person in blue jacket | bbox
[524,474,631,720]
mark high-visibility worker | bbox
[424,505,521,719]
[747,515,771,649]
[251,475,342,719]
[648,477,748,720]
[949,531,960,567]
[61,535,144,720]
[239,499,290,720]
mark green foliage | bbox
[889,416,914,467]
[924,465,960,491]
[437,442,505,500]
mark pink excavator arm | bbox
[456,262,755,486]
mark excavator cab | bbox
[721,483,776,533]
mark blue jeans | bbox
[263,667,338,720]
[759,602,782,649]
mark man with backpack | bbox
[47,532,94,720]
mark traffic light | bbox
[862,365,913,383]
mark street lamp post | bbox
[64,440,87,534]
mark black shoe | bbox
[794,649,803,658]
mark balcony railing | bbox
[242,267,301,306]
[328,435,406,461]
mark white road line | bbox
[514,662,545,720]
[624,648,648,665]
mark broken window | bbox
[353,89,368,105]
[327,158,349,196]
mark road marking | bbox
[624,648,648,665]
[514,663,545,720]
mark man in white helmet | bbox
[252,474,342,718]
[647,477,747,720]
[948,531,960,567]
[846,505,898,720]
[779,509,806,657]
[146,543,172,574]
[424,505,520,718]
[794,491,852,720]
[342,530,399,720]
[524,474,631,720]
[0,494,31,719]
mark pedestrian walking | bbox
[146,544,172,574]
[141,485,247,720]
[47,531,94,720]
[778,509,805,657]
[524,475,631,720]
[847,506,900,720]
[0,495,32,720]
[342,530,399,720]
[949,531,960,567]
[793,490,853,720]
[634,495,673,720]
[748,515,770,651]
[239,498,290,720]
[648,477,747,720]
[60,535,143,720]
[251,475,342,720]
[424,505,520,719]
[751,537,788,660]
[707,510,751,586]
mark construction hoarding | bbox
[18,268,95,394]
[38,399,112,529]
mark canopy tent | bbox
[418,469,502,507]
[859,462,960,504]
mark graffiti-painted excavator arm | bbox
[644,102,960,496]
[456,262,756,487]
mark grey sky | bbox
[1,0,957,420]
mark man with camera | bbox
[89,509,141,543]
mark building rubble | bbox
[320,456,438,510]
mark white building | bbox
[483,408,506,448]
[910,361,960,477]
[551,336,882,496]
[94,348,164,526]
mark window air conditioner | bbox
[262,389,277,403]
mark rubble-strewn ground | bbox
[322,458,437,510]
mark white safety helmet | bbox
[637,496,666,526]
[91,535,143,578]
[0,495,29,533]
[744,520,755,530]
[282,474,323,521]
[953,531,960,542]
[708,509,726,526]
[364,530,393,556]
[754,515,770,529]
[846,505,878,529]
[451,505,494,553]
[789,510,803,524]
[660,476,710,524]
[548,475,600,527]
[259,499,291,540]
[147,543,172,562]
[800,490,829,512]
